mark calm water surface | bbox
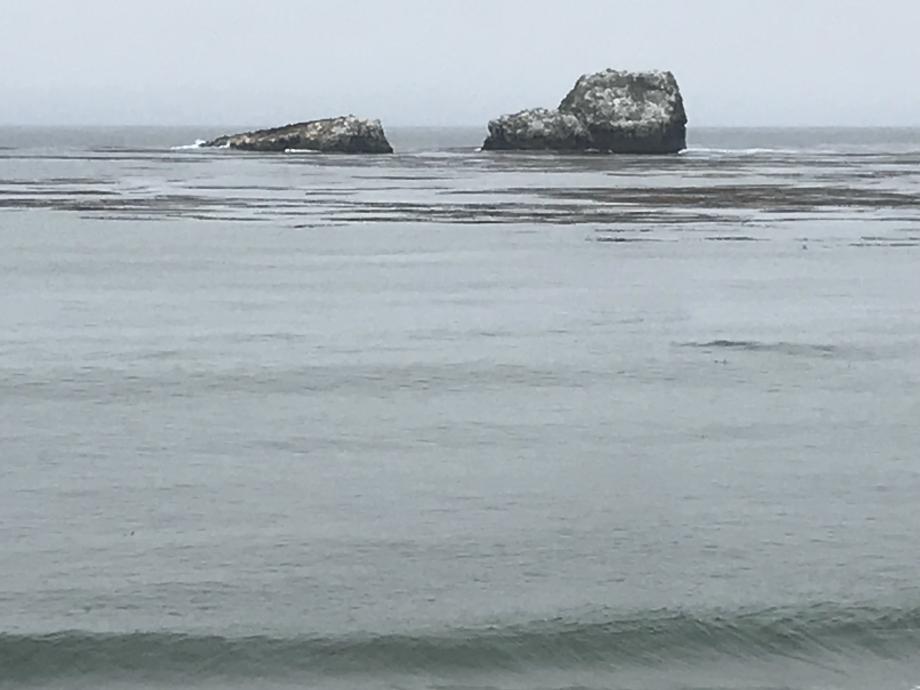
[1,126,920,689]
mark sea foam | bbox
[170,139,206,150]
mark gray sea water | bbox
[2,125,920,690]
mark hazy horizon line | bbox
[2,122,920,130]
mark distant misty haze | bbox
[3,0,919,127]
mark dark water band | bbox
[3,602,919,681]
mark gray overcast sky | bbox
[2,0,919,126]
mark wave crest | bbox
[681,339,840,357]
[4,603,920,681]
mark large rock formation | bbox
[204,116,393,153]
[483,70,687,154]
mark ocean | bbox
[1,125,920,690]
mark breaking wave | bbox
[170,139,206,150]
[682,147,802,157]
[3,603,920,681]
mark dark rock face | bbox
[204,116,393,153]
[483,69,687,154]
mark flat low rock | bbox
[482,69,687,154]
[204,116,393,153]
[482,108,590,151]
